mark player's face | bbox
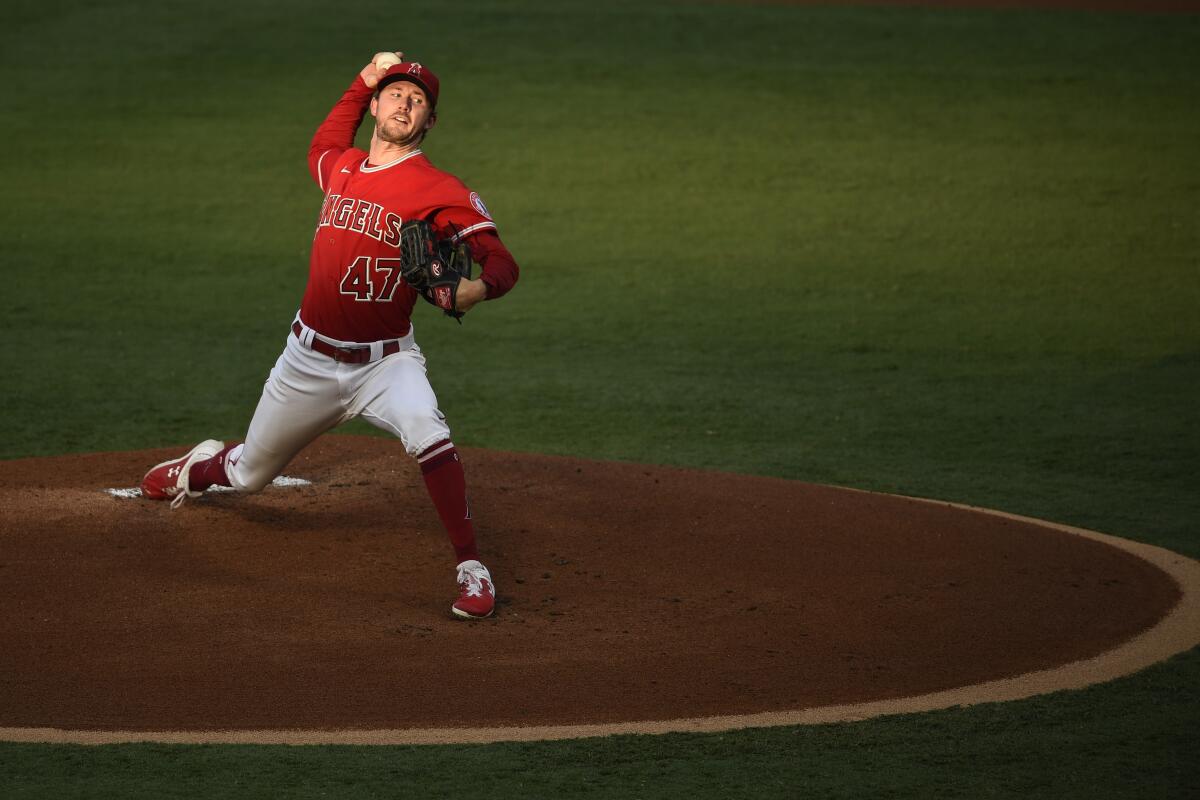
[371,80,435,148]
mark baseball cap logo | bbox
[381,61,440,108]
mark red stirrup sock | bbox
[187,444,236,492]
[418,440,479,564]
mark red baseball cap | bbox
[378,62,440,108]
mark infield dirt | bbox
[0,435,1183,738]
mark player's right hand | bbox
[360,52,404,90]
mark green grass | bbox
[1,0,1198,797]
[1,648,1197,799]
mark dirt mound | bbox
[0,435,1181,735]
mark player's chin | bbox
[377,122,420,147]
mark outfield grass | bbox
[1,0,1197,797]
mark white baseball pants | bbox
[224,315,451,492]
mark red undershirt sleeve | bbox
[307,75,374,191]
[465,229,519,300]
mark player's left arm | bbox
[454,229,519,313]
[431,185,519,313]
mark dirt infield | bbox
[0,434,1196,744]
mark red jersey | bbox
[303,76,518,342]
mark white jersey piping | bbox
[316,149,334,192]
[360,150,424,173]
[451,221,497,242]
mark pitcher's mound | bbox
[0,435,1182,736]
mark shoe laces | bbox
[169,468,193,510]
[457,562,491,598]
[169,447,213,509]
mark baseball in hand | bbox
[374,52,402,71]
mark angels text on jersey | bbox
[316,193,403,247]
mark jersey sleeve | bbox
[308,75,374,191]
[430,182,497,244]
[430,182,518,300]
[465,229,519,300]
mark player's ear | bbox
[369,96,379,116]
[426,111,437,131]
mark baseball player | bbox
[140,53,519,620]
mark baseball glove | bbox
[398,219,474,321]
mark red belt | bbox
[292,321,402,364]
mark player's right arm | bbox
[307,60,389,191]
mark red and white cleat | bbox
[140,439,224,509]
[452,559,496,619]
